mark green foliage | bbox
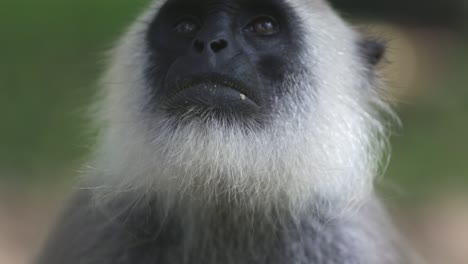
[0,0,150,183]
[386,50,468,200]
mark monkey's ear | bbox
[360,38,386,66]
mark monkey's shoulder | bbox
[36,191,179,263]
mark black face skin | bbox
[146,0,304,124]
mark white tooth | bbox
[240,93,246,100]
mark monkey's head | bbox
[92,0,391,212]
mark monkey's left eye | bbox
[244,16,279,35]
[173,18,200,35]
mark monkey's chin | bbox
[165,84,262,121]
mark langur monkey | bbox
[36,0,416,263]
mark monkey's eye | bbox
[244,16,279,35]
[173,18,200,36]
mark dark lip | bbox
[168,73,260,106]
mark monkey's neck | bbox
[107,193,369,263]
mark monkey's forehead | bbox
[144,0,331,15]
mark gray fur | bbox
[37,190,411,264]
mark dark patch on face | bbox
[257,55,287,83]
[144,0,305,126]
[359,38,386,67]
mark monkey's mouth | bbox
[165,74,261,112]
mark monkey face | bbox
[95,0,391,208]
[145,0,304,125]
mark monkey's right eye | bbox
[173,18,200,36]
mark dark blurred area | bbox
[332,0,466,28]
[0,0,467,263]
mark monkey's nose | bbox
[192,38,229,54]
[210,39,228,53]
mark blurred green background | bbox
[0,0,150,189]
[0,1,467,263]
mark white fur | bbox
[86,0,393,216]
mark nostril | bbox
[193,40,204,53]
[210,39,228,53]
